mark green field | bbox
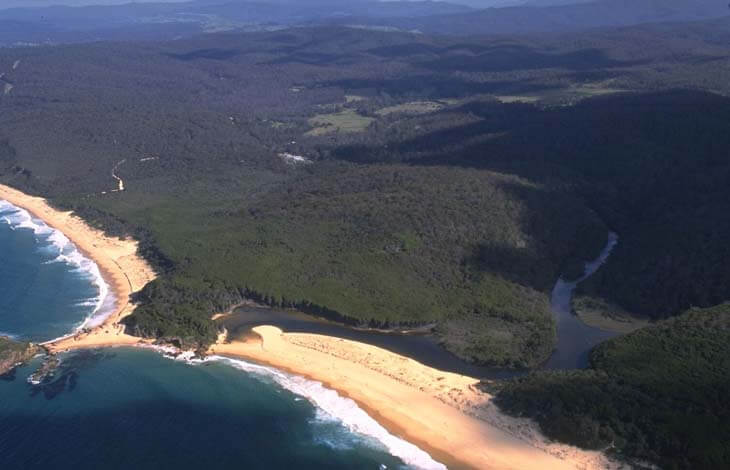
[306,109,375,136]
[376,101,444,116]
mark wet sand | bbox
[2,182,622,470]
[0,183,157,352]
[211,326,623,470]
[219,305,521,379]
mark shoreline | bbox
[0,183,157,352]
[0,183,619,470]
[572,296,650,334]
[211,326,621,470]
[217,305,520,379]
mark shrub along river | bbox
[220,232,622,379]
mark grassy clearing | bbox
[306,109,375,136]
[573,296,650,334]
[376,101,444,116]
[494,81,625,106]
[495,95,540,104]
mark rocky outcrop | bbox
[0,337,40,376]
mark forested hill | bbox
[495,303,730,469]
[1,23,730,369]
[338,90,730,321]
[322,0,730,36]
[2,0,729,47]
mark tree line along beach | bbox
[0,183,621,470]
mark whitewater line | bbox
[1,196,446,470]
[151,349,447,470]
[0,199,115,339]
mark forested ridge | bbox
[2,0,727,46]
[495,304,730,469]
[340,90,730,321]
[1,22,730,371]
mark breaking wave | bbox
[203,355,447,470]
[0,200,114,333]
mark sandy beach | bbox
[211,326,622,470]
[0,183,157,352]
[1,182,620,470]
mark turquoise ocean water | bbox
[0,200,444,470]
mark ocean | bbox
[0,200,112,342]
[0,200,444,470]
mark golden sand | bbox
[0,183,156,352]
[1,182,621,470]
[211,326,623,470]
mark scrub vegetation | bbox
[495,304,730,469]
[0,337,38,376]
[1,22,730,370]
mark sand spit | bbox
[1,183,622,470]
[211,326,624,470]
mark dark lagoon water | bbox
[221,307,519,380]
[222,233,622,377]
[0,199,445,470]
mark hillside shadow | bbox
[320,76,559,99]
[164,48,241,61]
[365,42,646,72]
[266,52,357,66]
[366,43,444,57]
[461,179,606,293]
[420,45,648,72]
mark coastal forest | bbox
[495,303,730,469]
[1,11,730,469]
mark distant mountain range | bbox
[329,0,730,35]
[0,0,593,9]
[1,0,728,46]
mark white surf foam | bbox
[0,199,114,332]
[2,199,443,468]
[142,348,443,468]
[202,355,447,470]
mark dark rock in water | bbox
[28,354,60,386]
[67,370,78,391]
[28,349,116,399]
[42,371,79,400]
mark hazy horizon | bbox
[0,0,188,10]
[0,0,590,12]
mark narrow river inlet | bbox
[220,232,622,378]
[543,232,620,369]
